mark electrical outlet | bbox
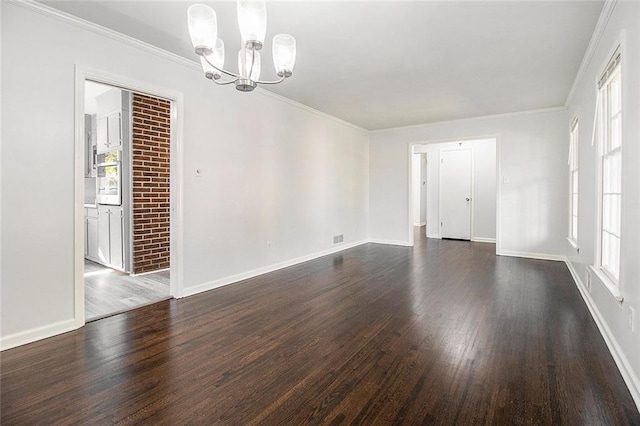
[266,241,272,251]
[629,307,635,332]
[333,234,344,244]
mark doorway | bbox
[75,67,183,327]
[83,81,174,320]
[409,137,498,249]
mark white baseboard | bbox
[471,237,496,243]
[565,259,640,411]
[426,234,441,239]
[183,240,369,297]
[413,222,426,227]
[130,267,170,277]
[497,250,565,262]
[368,239,412,247]
[1,318,77,351]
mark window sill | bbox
[566,237,579,252]
[588,265,624,303]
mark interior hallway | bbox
[2,229,638,423]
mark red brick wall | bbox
[131,93,171,274]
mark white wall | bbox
[565,1,640,407]
[0,3,369,344]
[415,138,496,240]
[369,108,568,256]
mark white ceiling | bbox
[42,1,603,130]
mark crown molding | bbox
[9,0,199,71]
[564,0,618,108]
[7,0,367,134]
[369,106,567,135]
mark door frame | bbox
[438,147,474,240]
[411,152,429,227]
[407,135,500,254]
[74,65,185,328]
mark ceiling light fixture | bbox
[187,1,297,92]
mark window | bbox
[597,50,622,284]
[568,118,579,244]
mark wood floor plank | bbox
[2,229,639,424]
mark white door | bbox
[440,149,472,240]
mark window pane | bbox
[611,194,621,236]
[603,151,621,194]
[612,234,620,280]
[610,73,621,114]
[603,156,611,193]
[611,114,622,150]
[602,232,611,269]
[612,150,621,193]
[603,193,612,231]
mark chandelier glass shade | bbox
[187,1,296,92]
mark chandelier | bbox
[187,1,297,92]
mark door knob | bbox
[466,198,470,201]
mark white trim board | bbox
[183,240,369,297]
[565,259,640,411]
[368,239,413,247]
[8,0,366,134]
[130,267,171,277]
[472,237,496,243]
[497,250,565,262]
[426,234,442,239]
[1,319,76,351]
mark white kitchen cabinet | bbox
[98,206,110,264]
[96,116,108,154]
[107,111,122,150]
[87,211,99,261]
[96,88,125,154]
[109,206,124,270]
[97,205,123,270]
[96,112,122,154]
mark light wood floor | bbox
[84,260,170,321]
[2,230,638,423]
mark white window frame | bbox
[593,47,623,300]
[568,118,579,247]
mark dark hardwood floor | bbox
[2,228,639,424]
